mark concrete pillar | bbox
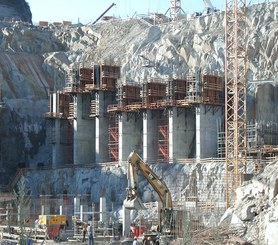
[99,196,106,223]
[122,205,131,237]
[95,91,114,163]
[196,106,201,163]
[80,205,84,222]
[119,112,143,162]
[196,104,223,159]
[169,110,174,162]
[169,107,196,161]
[52,119,62,167]
[51,93,73,167]
[74,197,80,217]
[73,94,95,165]
[143,110,159,162]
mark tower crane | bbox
[165,0,186,21]
[224,0,247,207]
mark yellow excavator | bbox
[123,151,174,234]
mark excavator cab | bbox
[123,187,146,210]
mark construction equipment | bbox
[92,3,116,25]
[38,215,67,240]
[203,0,218,14]
[124,151,174,234]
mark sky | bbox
[26,0,227,24]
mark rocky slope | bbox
[0,0,32,23]
[0,2,277,177]
[220,160,278,245]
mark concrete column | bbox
[196,105,223,158]
[196,106,201,162]
[122,205,131,237]
[119,112,143,162]
[73,94,95,165]
[99,196,106,223]
[169,107,196,160]
[169,110,174,162]
[143,110,159,162]
[95,91,114,163]
[80,205,84,222]
[74,197,80,217]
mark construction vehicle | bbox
[124,151,174,235]
[38,215,67,241]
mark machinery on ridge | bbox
[124,151,174,234]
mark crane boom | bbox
[92,3,116,25]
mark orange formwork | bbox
[118,84,142,111]
[141,79,167,109]
[44,92,72,119]
[202,75,224,105]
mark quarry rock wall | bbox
[0,0,32,23]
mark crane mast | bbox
[169,0,183,20]
[225,0,247,208]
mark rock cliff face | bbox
[0,0,32,23]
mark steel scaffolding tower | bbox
[225,0,247,207]
[169,0,183,20]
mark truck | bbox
[123,151,174,235]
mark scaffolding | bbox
[44,92,72,119]
[218,122,278,159]
[158,116,169,161]
[202,75,224,105]
[166,78,187,106]
[141,78,167,109]
[168,0,185,21]
[185,72,202,103]
[118,84,142,111]
[108,116,119,161]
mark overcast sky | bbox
[27,0,227,24]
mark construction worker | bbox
[132,236,139,245]
[87,223,94,245]
[144,236,153,245]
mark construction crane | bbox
[203,0,218,14]
[92,3,116,25]
[224,0,247,208]
[165,0,186,21]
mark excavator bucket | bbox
[123,197,146,210]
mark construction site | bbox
[0,0,278,244]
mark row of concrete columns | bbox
[51,92,223,166]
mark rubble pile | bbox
[219,160,278,245]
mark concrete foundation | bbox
[119,112,143,162]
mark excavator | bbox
[123,151,174,235]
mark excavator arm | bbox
[124,151,172,209]
[124,151,174,234]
